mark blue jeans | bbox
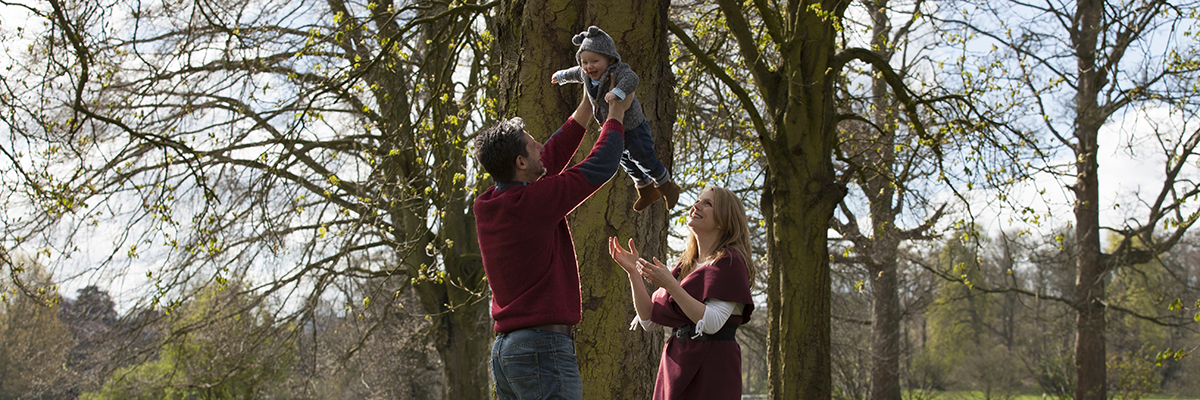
[491,328,582,400]
[621,122,670,188]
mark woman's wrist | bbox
[665,282,685,297]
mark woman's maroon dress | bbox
[649,249,755,400]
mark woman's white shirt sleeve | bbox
[695,299,740,334]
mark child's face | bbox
[578,50,611,80]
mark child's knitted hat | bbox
[573,26,621,63]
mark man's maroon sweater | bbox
[474,117,625,333]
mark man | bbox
[474,88,634,399]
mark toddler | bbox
[552,26,680,211]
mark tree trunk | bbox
[565,6,674,398]
[764,29,843,397]
[1072,0,1107,398]
[766,166,839,400]
[393,3,495,397]
[866,1,903,396]
[1072,124,1106,400]
[407,221,490,400]
[869,260,901,400]
[432,300,491,400]
[493,1,671,398]
[760,3,846,400]
[439,198,491,400]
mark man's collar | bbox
[496,181,531,191]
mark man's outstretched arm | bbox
[529,92,632,222]
[543,89,597,174]
[575,91,632,185]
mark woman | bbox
[608,186,756,399]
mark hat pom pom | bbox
[587,26,601,36]
[572,32,585,46]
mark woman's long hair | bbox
[677,187,756,287]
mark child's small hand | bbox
[551,75,559,84]
[604,92,618,103]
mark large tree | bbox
[490,0,673,397]
[935,1,1200,398]
[0,0,495,398]
[669,0,976,397]
[669,2,850,395]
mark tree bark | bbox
[865,1,903,397]
[698,0,848,398]
[429,298,491,400]
[767,166,839,400]
[1072,0,1107,398]
[763,4,846,392]
[1072,125,1106,400]
[869,260,902,400]
[493,1,671,398]
[392,3,494,397]
[436,202,491,400]
[1073,128,1106,400]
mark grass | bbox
[900,390,1199,400]
[740,391,1200,400]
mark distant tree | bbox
[918,228,1079,396]
[0,255,72,399]
[1108,260,1172,355]
[923,233,992,383]
[65,286,118,326]
[1021,231,1078,398]
[1151,234,1200,392]
[60,285,121,397]
[915,230,1074,398]
[828,266,872,400]
[81,282,296,399]
[828,0,964,395]
[1103,237,1200,398]
[296,276,443,399]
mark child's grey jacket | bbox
[553,62,646,131]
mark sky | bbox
[3,1,1198,311]
[959,105,1198,243]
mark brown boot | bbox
[658,181,681,209]
[633,185,662,212]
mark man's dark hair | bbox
[474,117,528,183]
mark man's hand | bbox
[606,91,634,124]
[606,73,634,124]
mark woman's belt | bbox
[672,321,739,341]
